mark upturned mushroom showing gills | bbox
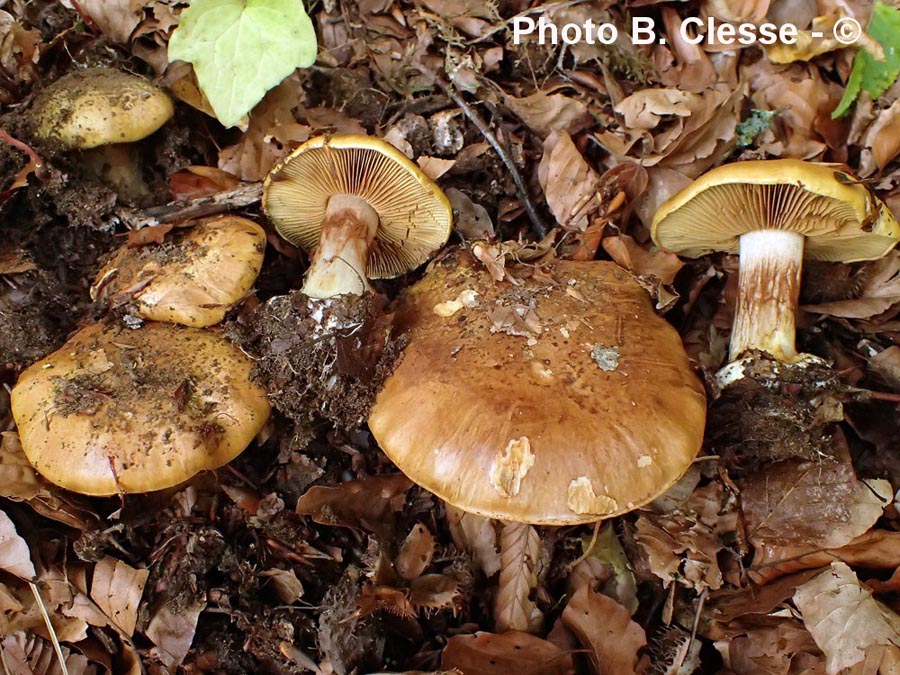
[91,215,266,328]
[652,160,900,366]
[368,250,706,525]
[262,135,452,298]
[29,66,174,204]
[10,321,270,496]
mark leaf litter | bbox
[1,0,900,672]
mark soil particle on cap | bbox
[227,291,405,433]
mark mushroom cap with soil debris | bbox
[91,216,266,328]
[29,66,174,150]
[262,134,452,298]
[367,250,707,525]
[10,321,270,495]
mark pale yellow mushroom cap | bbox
[652,159,900,262]
[31,67,175,149]
[91,216,266,328]
[11,321,271,495]
[263,135,453,279]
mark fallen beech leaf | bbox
[146,600,205,668]
[446,505,501,577]
[502,90,593,139]
[747,530,900,585]
[0,249,35,275]
[417,156,456,180]
[739,457,891,551]
[495,522,542,633]
[803,251,900,318]
[125,222,174,248]
[295,474,412,536]
[442,631,575,675]
[714,619,826,675]
[562,586,647,675]
[169,165,241,200]
[395,523,435,581]
[870,346,900,389]
[538,131,601,233]
[0,632,93,675]
[71,0,145,43]
[602,234,684,285]
[90,556,148,636]
[794,562,900,673]
[0,510,35,580]
[616,88,697,131]
[259,568,305,604]
[447,188,494,241]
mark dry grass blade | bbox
[29,582,68,675]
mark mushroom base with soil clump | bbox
[227,291,405,433]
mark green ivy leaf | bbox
[832,2,900,118]
[168,0,317,128]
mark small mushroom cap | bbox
[31,67,175,149]
[10,321,270,495]
[368,251,707,525]
[652,159,900,262]
[262,135,452,279]
[91,216,266,328]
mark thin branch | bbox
[422,72,548,239]
[114,182,263,229]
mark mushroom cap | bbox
[368,251,707,525]
[262,135,453,279]
[31,67,175,149]
[91,216,266,328]
[10,321,270,495]
[652,159,900,262]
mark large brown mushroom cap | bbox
[31,67,175,149]
[652,159,900,262]
[11,322,270,496]
[91,216,266,327]
[262,135,452,279]
[368,251,706,525]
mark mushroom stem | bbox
[301,194,380,299]
[730,229,804,363]
[83,143,151,206]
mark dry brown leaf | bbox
[714,619,826,675]
[602,234,684,285]
[169,166,241,200]
[747,530,900,585]
[803,251,900,318]
[396,523,435,581]
[634,483,737,592]
[494,522,542,633]
[447,188,495,240]
[538,131,601,234]
[0,509,35,580]
[870,346,900,389]
[259,568,304,604]
[418,156,457,180]
[502,91,594,140]
[0,10,41,101]
[295,474,413,536]
[794,562,900,673]
[656,6,718,91]
[73,0,147,44]
[766,16,847,64]
[218,76,311,182]
[442,631,575,675]
[125,222,174,248]
[146,600,205,668]
[0,431,42,500]
[740,457,891,552]
[446,505,501,577]
[860,99,900,175]
[616,89,697,131]
[562,586,647,675]
[89,556,148,636]
[0,631,94,675]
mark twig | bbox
[114,182,264,230]
[0,128,45,177]
[422,72,548,239]
[29,582,69,675]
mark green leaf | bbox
[168,0,317,128]
[833,2,900,118]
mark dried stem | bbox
[114,182,263,230]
